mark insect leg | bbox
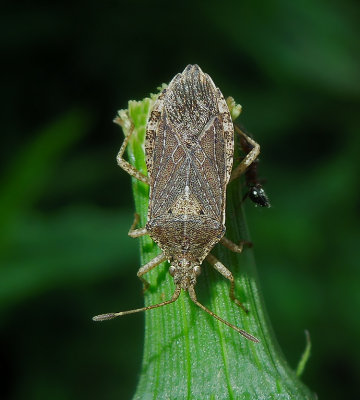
[206,253,249,313]
[127,213,165,290]
[137,253,167,291]
[128,213,149,238]
[230,126,260,182]
[220,236,252,253]
[116,122,150,184]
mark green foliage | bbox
[296,331,311,378]
[0,110,90,252]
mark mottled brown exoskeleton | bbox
[93,65,260,342]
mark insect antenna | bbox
[93,286,181,321]
[188,287,259,343]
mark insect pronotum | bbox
[93,65,261,342]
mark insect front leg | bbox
[206,253,249,313]
[127,213,168,290]
[115,119,150,184]
[220,236,252,253]
[137,253,167,292]
[230,126,260,183]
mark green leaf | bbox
[115,90,315,399]
[0,207,138,312]
[296,330,312,378]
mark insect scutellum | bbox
[93,64,262,343]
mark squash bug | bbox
[93,65,261,342]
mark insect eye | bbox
[250,188,259,198]
[169,266,176,276]
[194,266,201,276]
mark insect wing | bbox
[146,65,234,223]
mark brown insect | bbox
[93,65,261,342]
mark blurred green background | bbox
[1,0,359,399]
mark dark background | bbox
[1,0,359,399]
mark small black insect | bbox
[238,126,270,208]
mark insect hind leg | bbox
[220,236,253,253]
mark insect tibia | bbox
[187,286,259,343]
